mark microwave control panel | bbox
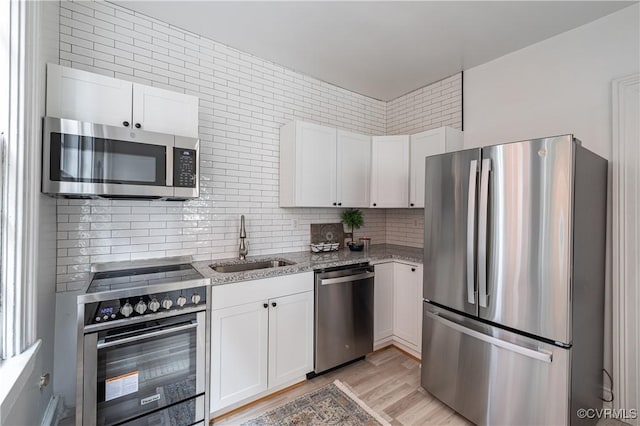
[173,148,197,188]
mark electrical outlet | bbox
[291,219,298,229]
[413,218,418,227]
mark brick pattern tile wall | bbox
[385,73,463,248]
[55,0,387,291]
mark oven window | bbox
[95,318,199,426]
[50,132,166,186]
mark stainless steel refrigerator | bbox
[421,135,607,425]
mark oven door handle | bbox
[96,321,197,349]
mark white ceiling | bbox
[111,1,635,101]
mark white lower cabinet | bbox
[211,302,269,410]
[268,292,314,388]
[374,262,394,345]
[393,263,423,355]
[373,262,423,358]
[210,273,314,415]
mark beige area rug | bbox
[241,380,391,425]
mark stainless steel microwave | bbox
[42,117,199,200]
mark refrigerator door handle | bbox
[478,158,491,308]
[425,310,553,363]
[466,160,478,304]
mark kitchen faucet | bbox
[239,215,248,260]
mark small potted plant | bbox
[341,209,365,251]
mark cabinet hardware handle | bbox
[410,203,415,207]
[411,268,416,272]
[263,303,268,309]
[333,202,337,206]
[272,302,277,307]
[135,123,142,129]
[122,121,129,127]
[337,202,342,206]
[373,203,377,207]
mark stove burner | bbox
[82,262,208,326]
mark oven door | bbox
[43,117,174,198]
[82,312,206,426]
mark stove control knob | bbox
[191,293,201,305]
[176,295,187,307]
[120,302,133,317]
[162,297,173,310]
[148,298,160,312]
[134,300,147,315]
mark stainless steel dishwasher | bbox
[313,262,374,374]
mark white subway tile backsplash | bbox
[55,0,460,290]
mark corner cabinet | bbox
[210,273,314,415]
[46,63,199,137]
[279,121,370,208]
[370,135,410,208]
[372,261,423,358]
[393,262,423,355]
[373,262,394,346]
[409,127,464,208]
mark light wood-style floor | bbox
[214,346,471,425]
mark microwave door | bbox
[43,117,179,199]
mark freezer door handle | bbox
[426,310,553,363]
[478,158,491,308]
[466,160,478,304]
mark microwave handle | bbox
[166,147,173,187]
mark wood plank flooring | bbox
[213,346,471,425]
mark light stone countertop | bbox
[191,244,423,286]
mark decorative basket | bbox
[310,242,340,253]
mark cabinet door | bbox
[294,121,337,207]
[410,128,464,208]
[336,130,371,207]
[410,129,446,208]
[370,135,410,208]
[393,263,422,350]
[268,291,314,388]
[132,83,199,137]
[211,302,268,412]
[46,63,132,128]
[374,263,394,343]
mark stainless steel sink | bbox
[210,259,295,273]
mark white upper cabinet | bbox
[280,121,371,208]
[46,63,132,128]
[132,83,199,137]
[370,135,410,208]
[46,64,199,137]
[409,127,463,208]
[336,130,371,208]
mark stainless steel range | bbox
[76,257,210,426]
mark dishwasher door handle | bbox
[319,271,375,285]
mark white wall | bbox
[463,4,640,159]
[463,3,640,403]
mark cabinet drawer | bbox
[211,272,313,310]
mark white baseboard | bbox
[602,386,613,410]
[41,394,64,426]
